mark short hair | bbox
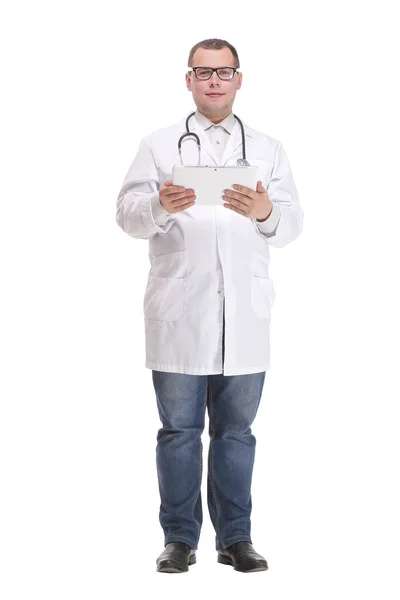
[188,38,240,69]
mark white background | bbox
[1,0,399,597]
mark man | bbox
[115,38,303,573]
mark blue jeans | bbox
[152,370,266,551]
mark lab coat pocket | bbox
[251,275,275,319]
[143,275,186,321]
[150,249,187,279]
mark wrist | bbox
[256,203,273,222]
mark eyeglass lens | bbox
[195,68,235,80]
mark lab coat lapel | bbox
[219,119,250,166]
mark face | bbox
[185,47,242,124]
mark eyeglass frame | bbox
[188,66,239,81]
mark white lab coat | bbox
[116,112,303,375]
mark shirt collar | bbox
[194,109,236,135]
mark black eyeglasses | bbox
[189,67,238,81]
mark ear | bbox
[185,72,192,91]
[236,71,243,90]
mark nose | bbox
[209,71,221,85]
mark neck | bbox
[198,109,231,125]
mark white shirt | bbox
[194,109,236,161]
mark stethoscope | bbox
[178,111,250,167]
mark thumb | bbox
[165,179,173,186]
[257,180,266,191]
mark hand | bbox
[222,180,273,221]
[159,180,196,213]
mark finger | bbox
[164,186,188,196]
[224,188,248,201]
[169,190,195,202]
[223,196,249,210]
[174,197,196,209]
[223,190,251,208]
[230,184,256,201]
[232,184,252,195]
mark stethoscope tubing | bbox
[178,111,248,166]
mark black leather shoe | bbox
[217,541,268,572]
[156,542,196,573]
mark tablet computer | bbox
[172,165,258,206]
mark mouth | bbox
[206,93,224,98]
